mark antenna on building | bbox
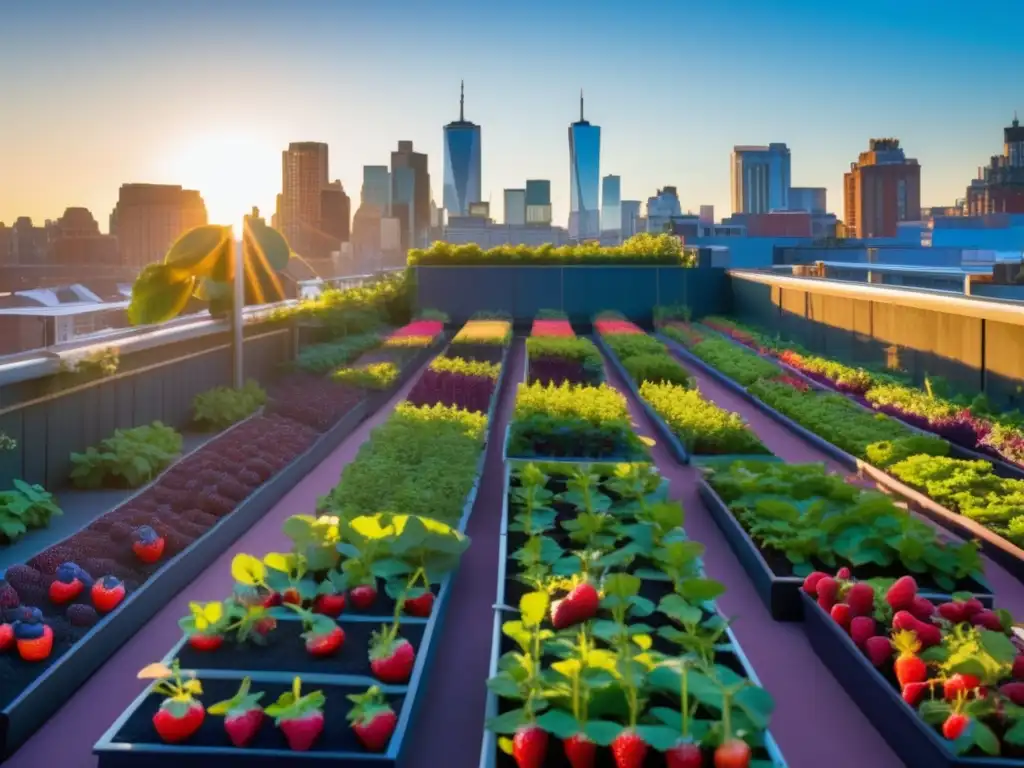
[580,89,584,122]
[460,80,465,122]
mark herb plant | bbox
[0,479,62,542]
[69,421,183,489]
[192,380,267,430]
[640,382,769,456]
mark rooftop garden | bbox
[407,233,694,266]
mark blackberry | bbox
[182,509,217,528]
[3,564,43,589]
[0,583,19,609]
[216,477,249,502]
[12,583,48,610]
[27,548,75,576]
[108,521,134,543]
[198,491,235,518]
[66,603,99,627]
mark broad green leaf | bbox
[163,224,233,282]
[583,719,623,746]
[485,707,528,734]
[537,709,579,739]
[636,724,680,751]
[127,263,195,326]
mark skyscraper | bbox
[843,138,921,238]
[568,91,601,239]
[621,201,641,238]
[361,166,391,212]
[730,143,791,214]
[320,182,351,243]
[443,81,482,218]
[504,189,526,226]
[966,115,1024,215]
[277,142,330,246]
[525,180,552,225]
[601,175,621,234]
[109,184,208,268]
[391,140,430,249]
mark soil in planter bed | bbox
[716,496,991,597]
[0,413,322,710]
[176,619,427,677]
[444,343,505,364]
[109,678,405,754]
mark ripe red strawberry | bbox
[209,677,265,748]
[666,740,704,767]
[346,686,397,752]
[970,610,1004,632]
[865,636,893,667]
[961,598,985,618]
[280,711,324,751]
[132,526,166,564]
[802,571,828,596]
[886,576,917,611]
[153,700,206,743]
[266,679,326,752]
[836,567,851,580]
[563,733,596,768]
[942,713,970,741]
[313,593,346,617]
[944,674,981,701]
[14,621,53,662]
[1000,682,1024,705]
[845,582,875,617]
[893,611,942,647]
[188,633,224,652]
[512,725,548,768]
[262,591,282,608]
[350,584,378,610]
[893,631,928,687]
[902,681,928,705]
[830,603,851,630]
[1013,655,1024,680]
[938,602,967,624]
[92,575,126,613]
[816,576,839,610]
[909,596,936,621]
[0,623,13,652]
[403,591,435,617]
[611,729,648,768]
[369,632,415,683]
[281,588,302,606]
[850,616,876,648]
[551,582,600,630]
[714,738,752,768]
[305,625,345,657]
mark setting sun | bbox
[162,134,279,226]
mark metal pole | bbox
[232,222,245,389]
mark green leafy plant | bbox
[0,479,62,542]
[294,333,383,374]
[128,216,291,325]
[653,305,692,324]
[526,337,604,383]
[619,354,692,388]
[59,347,120,378]
[640,382,769,456]
[318,402,488,525]
[600,333,667,360]
[69,421,183,489]
[682,336,779,386]
[408,233,691,266]
[192,380,267,430]
[428,355,501,379]
[330,362,399,390]
[708,461,985,589]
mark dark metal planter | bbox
[698,479,994,621]
[801,592,1019,768]
[91,337,507,768]
[659,332,1021,588]
[0,341,440,762]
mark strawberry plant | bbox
[708,461,985,590]
[178,601,229,652]
[138,660,205,744]
[192,379,267,430]
[208,676,266,747]
[346,686,398,752]
[265,677,326,751]
[812,574,1024,759]
[69,421,183,489]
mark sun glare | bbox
[165,134,279,227]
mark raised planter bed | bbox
[697,476,994,621]
[0,340,441,762]
[658,331,1024,586]
[94,674,410,768]
[92,332,510,768]
[484,461,788,767]
[801,591,1023,768]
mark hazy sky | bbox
[1,0,1020,229]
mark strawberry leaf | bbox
[583,719,623,746]
[972,721,1000,756]
[485,707,528,734]
[536,709,579,739]
[636,724,679,752]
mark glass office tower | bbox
[442,81,482,217]
[568,92,601,240]
[601,174,621,234]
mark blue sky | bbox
[1,0,1020,228]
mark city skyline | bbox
[2,0,1021,228]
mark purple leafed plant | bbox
[929,411,984,449]
[406,370,496,413]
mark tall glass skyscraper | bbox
[601,175,621,233]
[730,143,791,214]
[443,82,482,217]
[568,92,601,240]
